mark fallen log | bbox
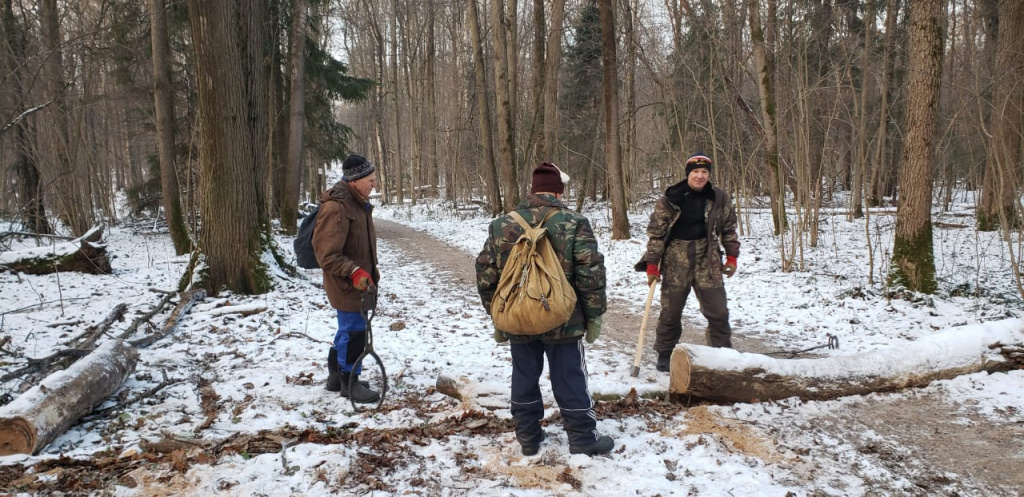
[669,318,1024,403]
[0,225,110,275]
[435,375,508,411]
[0,339,138,455]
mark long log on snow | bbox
[0,225,110,275]
[669,318,1024,404]
[0,339,138,455]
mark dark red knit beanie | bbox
[530,162,567,194]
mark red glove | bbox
[646,264,661,284]
[351,268,373,291]
[722,256,737,278]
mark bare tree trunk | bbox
[282,0,308,233]
[468,0,502,215]
[491,0,518,212]
[978,0,1023,231]
[542,0,566,165]
[40,0,90,236]
[425,0,439,197]
[889,0,943,295]
[390,0,404,205]
[750,0,786,236]
[622,0,638,206]
[3,0,50,234]
[188,0,274,295]
[527,0,545,164]
[149,0,190,254]
[598,0,629,239]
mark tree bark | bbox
[491,0,518,212]
[467,0,502,215]
[750,0,786,235]
[188,0,273,295]
[542,0,565,165]
[598,0,629,239]
[0,340,138,455]
[889,0,943,294]
[978,0,1024,231]
[149,0,190,255]
[282,0,309,234]
[669,319,1024,403]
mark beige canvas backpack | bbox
[491,209,578,335]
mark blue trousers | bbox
[333,310,366,374]
[510,339,598,448]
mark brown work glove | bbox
[722,256,737,278]
[646,264,661,284]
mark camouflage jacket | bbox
[476,194,607,343]
[637,180,740,272]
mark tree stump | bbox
[0,339,138,455]
[669,318,1024,403]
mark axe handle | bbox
[631,280,658,377]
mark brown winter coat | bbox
[312,181,379,312]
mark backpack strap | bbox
[509,208,560,231]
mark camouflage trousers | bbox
[653,238,733,351]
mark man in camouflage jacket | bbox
[637,154,740,372]
[476,162,613,457]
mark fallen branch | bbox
[669,318,1024,403]
[117,291,176,340]
[87,372,183,419]
[0,348,91,383]
[66,304,127,349]
[129,289,206,348]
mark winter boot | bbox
[569,435,614,456]
[325,348,341,392]
[656,350,672,372]
[520,431,546,456]
[340,373,380,404]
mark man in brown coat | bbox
[311,154,381,403]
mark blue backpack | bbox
[294,206,321,269]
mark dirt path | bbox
[376,219,1024,496]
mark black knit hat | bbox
[343,154,375,181]
[530,162,569,194]
[684,154,713,176]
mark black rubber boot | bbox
[340,373,380,404]
[656,350,672,372]
[569,435,614,456]
[325,348,341,392]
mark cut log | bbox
[0,225,110,275]
[0,339,138,455]
[670,318,1024,403]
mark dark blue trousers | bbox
[509,338,598,448]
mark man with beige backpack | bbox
[475,162,613,457]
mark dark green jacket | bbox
[476,194,607,342]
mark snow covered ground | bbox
[0,184,1022,496]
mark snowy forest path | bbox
[374,218,1024,495]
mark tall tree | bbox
[978,0,1024,230]
[2,0,49,234]
[598,0,629,238]
[467,0,502,215]
[188,0,274,294]
[542,0,566,163]
[282,0,309,234]
[491,0,518,211]
[889,0,944,294]
[149,0,190,254]
[750,0,786,235]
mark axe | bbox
[631,280,658,377]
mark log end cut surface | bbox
[0,417,35,456]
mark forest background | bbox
[1,0,1023,313]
